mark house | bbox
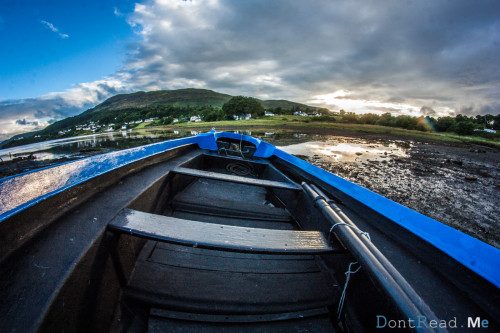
[265,111,275,116]
[173,118,179,123]
[121,125,127,130]
[233,114,252,120]
[190,115,202,122]
[293,111,308,116]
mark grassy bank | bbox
[149,116,500,148]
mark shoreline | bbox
[3,119,499,150]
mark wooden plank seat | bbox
[108,209,334,254]
[171,166,302,191]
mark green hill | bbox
[89,88,233,112]
[1,88,327,148]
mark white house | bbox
[173,118,179,123]
[233,114,252,120]
[190,115,202,122]
[293,111,308,116]
[265,111,275,116]
[121,125,127,130]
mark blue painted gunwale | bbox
[0,136,199,222]
[0,131,498,289]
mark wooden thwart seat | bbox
[171,166,301,191]
[108,208,334,253]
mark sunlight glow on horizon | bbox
[309,90,421,116]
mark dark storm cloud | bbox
[125,0,499,114]
[15,119,39,126]
[420,106,437,117]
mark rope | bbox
[329,222,371,242]
[337,261,361,320]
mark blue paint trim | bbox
[0,136,198,222]
[196,130,276,157]
[273,148,500,289]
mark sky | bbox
[0,0,499,141]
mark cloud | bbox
[0,78,129,141]
[117,0,500,116]
[3,0,500,140]
[40,20,69,38]
[420,106,438,117]
[15,119,39,126]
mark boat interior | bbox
[108,144,350,332]
[0,136,498,332]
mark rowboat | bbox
[0,131,498,332]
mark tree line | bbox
[313,110,499,136]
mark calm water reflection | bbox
[0,129,410,164]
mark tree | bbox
[455,121,475,135]
[376,113,394,127]
[222,96,265,119]
[203,111,218,122]
[341,112,358,123]
[359,113,380,125]
[436,117,456,132]
[395,115,417,130]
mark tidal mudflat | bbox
[278,134,500,248]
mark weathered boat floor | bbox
[147,308,335,332]
[121,241,338,332]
